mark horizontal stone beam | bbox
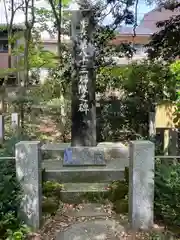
[63,147,106,166]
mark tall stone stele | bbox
[71,3,96,146]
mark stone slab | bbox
[41,143,70,151]
[61,182,108,203]
[43,158,128,170]
[97,142,129,161]
[43,168,124,183]
[15,141,42,230]
[63,147,105,166]
[56,220,124,240]
[64,203,109,217]
[129,141,154,230]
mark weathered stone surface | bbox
[97,142,129,162]
[41,143,70,151]
[65,203,109,217]
[129,141,154,230]
[15,141,42,230]
[43,168,124,183]
[61,182,108,203]
[56,219,124,240]
[0,114,4,141]
[11,112,19,129]
[63,147,105,166]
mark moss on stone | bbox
[42,196,59,215]
[113,199,128,213]
[82,192,107,203]
[43,181,64,200]
[108,180,128,202]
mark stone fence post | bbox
[15,141,42,230]
[129,141,155,230]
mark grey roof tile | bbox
[119,26,154,35]
[139,6,180,32]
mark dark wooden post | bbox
[71,8,96,146]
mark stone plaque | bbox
[63,147,105,166]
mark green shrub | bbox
[43,181,64,201]
[42,181,64,215]
[107,168,129,204]
[42,196,59,215]
[0,137,28,239]
[154,161,180,226]
[113,163,180,227]
[108,180,128,202]
[113,199,128,213]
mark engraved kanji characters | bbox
[78,71,89,114]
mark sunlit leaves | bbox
[169,60,180,127]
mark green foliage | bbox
[14,41,57,70]
[108,180,128,203]
[107,169,129,213]
[169,60,180,127]
[113,199,128,214]
[6,225,30,240]
[0,138,29,239]
[154,160,180,226]
[43,181,64,200]
[97,60,177,141]
[82,192,108,203]
[42,181,64,215]
[42,197,59,215]
[147,8,180,61]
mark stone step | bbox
[56,219,124,240]
[60,182,109,203]
[43,167,125,183]
[64,203,109,217]
[43,158,128,170]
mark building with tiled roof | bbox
[0,3,179,80]
[113,6,180,64]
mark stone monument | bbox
[71,2,96,146]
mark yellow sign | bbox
[155,102,179,128]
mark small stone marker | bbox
[0,114,4,142]
[11,112,19,129]
[129,140,155,230]
[15,141,42,230]
[63,147,105,166]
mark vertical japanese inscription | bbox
[78,71,89,114]
[74,13,95,115]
